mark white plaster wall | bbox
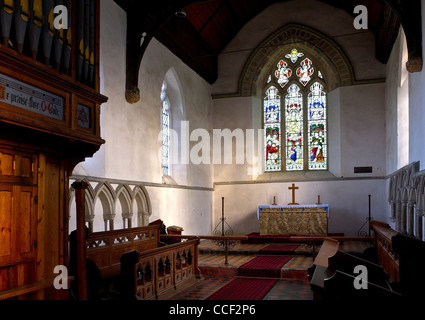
[408,0,425,171]
[71,0,214,234]
[213,0,385,96]
[146,187,213,235]
[339,83,386,178]
[385,32,401,174]
[385,29,410,175]
[214,179,388,237]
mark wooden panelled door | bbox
[0,148,38,293]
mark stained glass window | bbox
[308,82,327,170]
[297,58,314,86]
[285,84,304,171]
[161,83,170,176]
[285,49,304,64]
[275,60,292,88]
[264,86,281,171]
[263,49,328,172]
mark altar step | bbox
[199,242,313,256]
[198,255,311,281]
[197,238,374,281]
[242,232,345,244]
[198,240,314,281]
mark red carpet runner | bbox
[238,256,292,278]
[206,278,279,300]
[259,244,300,254]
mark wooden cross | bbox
[288,183,299,205]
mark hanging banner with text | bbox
[0,73,64,121]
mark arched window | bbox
[161,82,170,176]
[264,49,328,172]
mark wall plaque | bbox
[77,104,91,129]
[0,73,64,121]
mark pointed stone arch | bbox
[116,184,134,228]
[133,185,152,227]
[94,182,117,231]
[239,23,356,97]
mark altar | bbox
[257,205,329,236]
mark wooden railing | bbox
[160,235,248,265]
[81,225,162,279]
[120,237,201,300]
[370,220,400,282]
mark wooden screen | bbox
[0,149,38,293]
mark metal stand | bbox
[212,197,239,265]
[358,194,373,237]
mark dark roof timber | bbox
[114,0,421,104]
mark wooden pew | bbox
[370,220,399,282]
[308,237,401,299]
[324,270,401,300]
[69,221,165,299]
[120,237,201,300]
[327,251,390,289]
[392,232,425,299]
[308,238,339,299]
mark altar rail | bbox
[120,237,201,300]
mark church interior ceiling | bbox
[114,0,420,103]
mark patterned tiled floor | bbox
[169,239,374,300]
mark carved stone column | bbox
[401,200,408,234]
[389,201,396,222]
[415,210,424,240]
[407,201,416,236]
[395,200,402,231]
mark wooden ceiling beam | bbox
[114,0,423,104]
[383,0,423,72]
[113,0,205,103]
[375,2,400,64]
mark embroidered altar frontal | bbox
[258,205,329,236]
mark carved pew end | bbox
[120,250,140,300]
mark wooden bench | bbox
[392,232,425,299]
[120,237,201,300]
[308,237,401,299]
[323,270,401,300]
[307,238,339,299]
[69,221,165,299]
[370,220,400,282]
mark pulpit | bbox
[257,205,329,236]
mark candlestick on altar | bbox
[272,196,277,205]
[317,195,322,205]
